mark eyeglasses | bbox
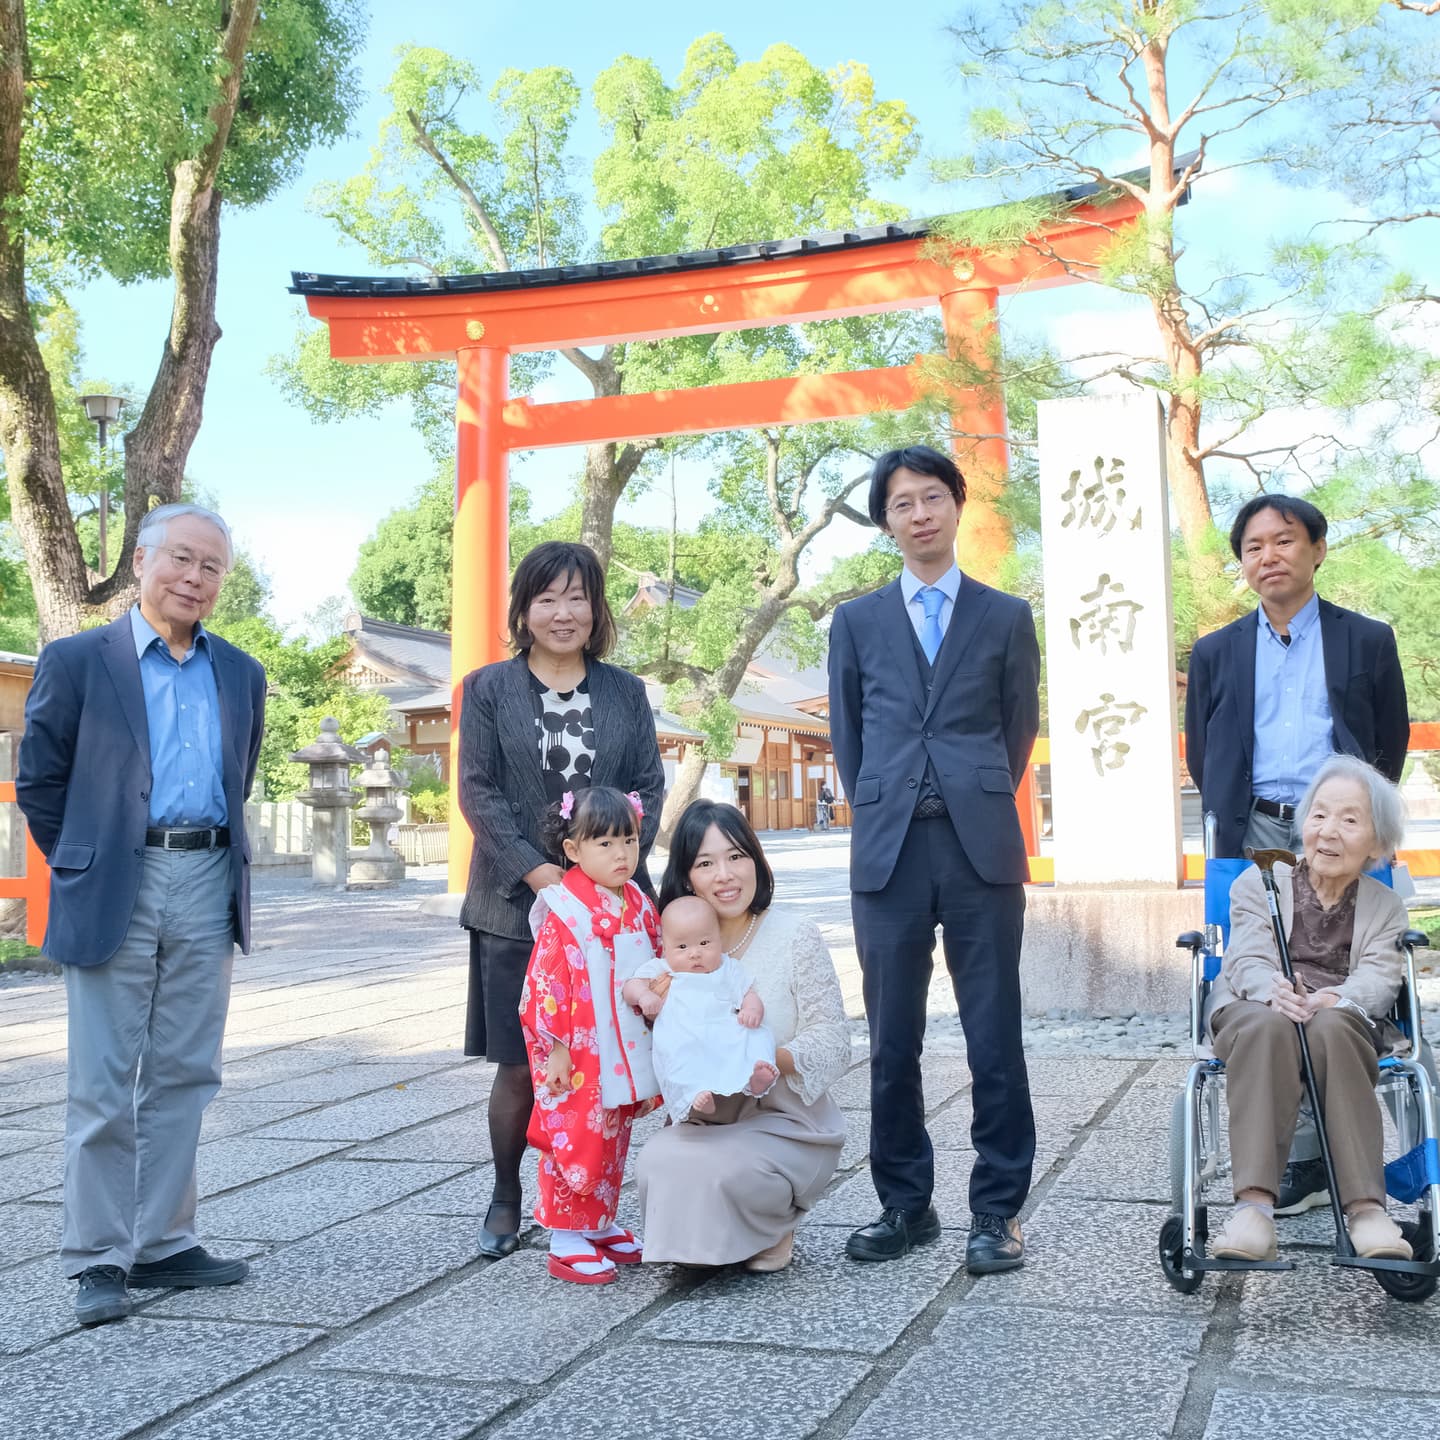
[155,546,227,584]
[885,489,953,520]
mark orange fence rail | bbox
[0,780,49,946]
[1023,722,1440,885]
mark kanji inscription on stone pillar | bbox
[1039,394,1182,885]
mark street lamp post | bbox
[79,393,123,575]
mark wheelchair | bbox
[1159,830,1440,1302]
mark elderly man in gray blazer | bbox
[18,503,266,1327]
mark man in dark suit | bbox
[829,445,1040,1273]
[1184,491,1408,1212]
[18,504,266,1327]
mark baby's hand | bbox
[544,1044,572,1097]
[637,989,664,1019]
[738,993,764,1029]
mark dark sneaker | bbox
[128,1246,248,1289]
[75,1266,132,1327]
[1275,1158,1329,1216]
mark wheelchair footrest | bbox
[1332,1254,1440,1276]
[1183,1251,1294,1272]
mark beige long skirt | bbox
[636,1080,846,1265]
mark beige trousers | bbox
[1211,1000,1384,1207]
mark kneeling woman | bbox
[1208,755,1412,1262]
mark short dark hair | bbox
[507,541,616,659]
[867,446,967,529]
[539,785,640,863]
[659,800,775,915]
[1228,494,1328,559]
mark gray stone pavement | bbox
[1,832,1438,1439]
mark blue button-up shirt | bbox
[130,606,227,827]
[900,563,962,643]
[1252,593,1333,805]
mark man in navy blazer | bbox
[829,446,1040,1274]
[1184,491,1407,1215]
[1184,494,1408,860]
[18,504,266,1327]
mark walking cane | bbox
[1245,847,1357,1260]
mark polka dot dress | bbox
[535,676,596,805]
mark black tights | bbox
[485,1062,531,1231]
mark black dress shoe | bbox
[128,1246,248,1289]
[846,1206,941,1262]
[966,1213,1024,1275]
[75,1265,132,1327]
[478,1200,521,1259]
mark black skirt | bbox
[463,928,532,1066]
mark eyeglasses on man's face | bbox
[885,489,953,520]
[155,546,227,584]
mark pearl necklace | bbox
[727,911,761,958]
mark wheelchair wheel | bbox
[1168,1092,1188,1212]
[1159,1212,1204,1294]
[1373,1218,1438,1303]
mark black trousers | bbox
[851,815,1035,1217]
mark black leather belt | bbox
[145,826,230,851]
[913,794,948,820]
[1252,798,1297,822]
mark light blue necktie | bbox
[918,586,945,664]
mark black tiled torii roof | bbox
[289,158,1197,300]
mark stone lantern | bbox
[290,717,365,889]
[348,748,407,889]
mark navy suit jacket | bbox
[16,615,267,966]
[1183,598,1408,858]
[828,574,1041,892]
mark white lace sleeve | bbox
[782,920,850,1107]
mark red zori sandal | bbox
[547,1252,616,1285]
[590,1228,643,1265]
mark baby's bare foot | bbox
[748,1062,779,1095]
[691,1091,715,1114]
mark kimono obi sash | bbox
[530,882,660,1109]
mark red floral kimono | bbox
[519,868,661,1231]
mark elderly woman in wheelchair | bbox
[1206,755,1413,1264]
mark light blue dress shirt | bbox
[900,564,961,644]
[130,607,228,827]
[1251,593,1333,805]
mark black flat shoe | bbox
[128,1246,248,1289]
[966,1213,1024,1275]
[845,1205,941,1262]
[75,1265,132,1326]
[478,1200,521,1259]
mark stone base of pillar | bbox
[1020,887,1197,1015]
[347,856,406,889]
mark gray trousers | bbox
[61,846,235,1276]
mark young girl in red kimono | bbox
[519,786,662,1284]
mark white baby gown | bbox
[639,954,778,1124]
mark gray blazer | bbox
[457,653,665,940]
[16,614,266,966]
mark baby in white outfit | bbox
[622,896,779,1123]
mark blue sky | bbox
[65,2,1429,630]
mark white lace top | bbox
[735,907,849,1108]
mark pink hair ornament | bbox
[625,791,644,819]
[558,791,575,821]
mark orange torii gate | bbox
[292,180,1164,892]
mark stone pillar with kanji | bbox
[1038,394,1183,886]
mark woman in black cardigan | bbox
[458,540,664,1258]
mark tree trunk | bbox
[1140,25,1214,547]
[657,744,709,848]
[578,441,629,572]
[0,0,258,642]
